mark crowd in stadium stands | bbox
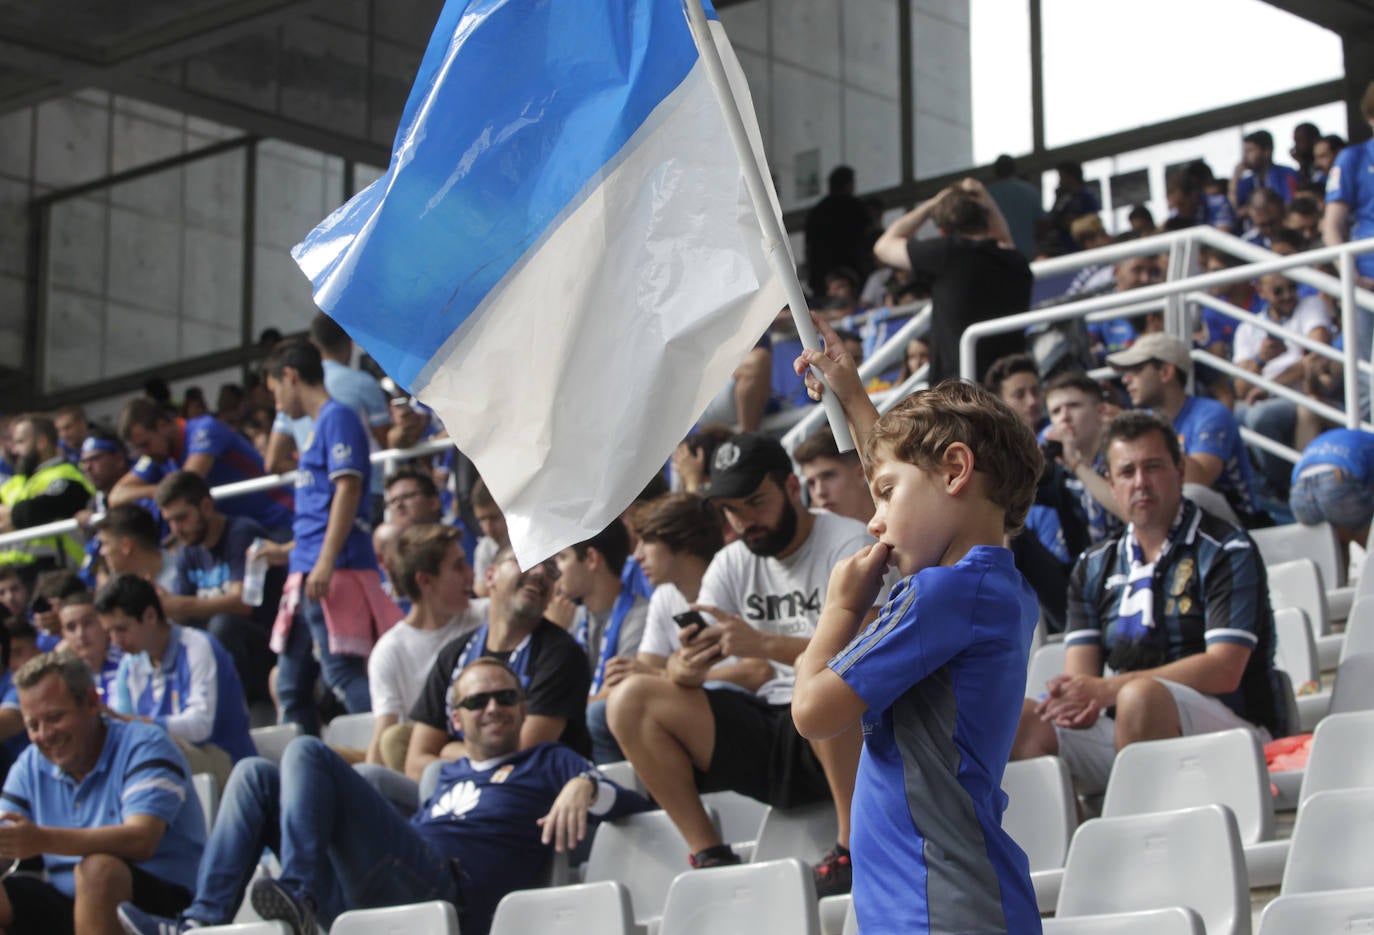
[0,93,1370,935]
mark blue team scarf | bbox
[1115,529,1157,644]
[1114,508,1183,643]
[457,624,534,688]
[577,585,637,696]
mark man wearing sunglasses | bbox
[117,657,649,935]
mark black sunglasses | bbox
[455,688,521,711]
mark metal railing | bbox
[0,437,456,551]
[958,228,1374,468]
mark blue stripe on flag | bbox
[294,0,720,392]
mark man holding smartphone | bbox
[608,433,882,896]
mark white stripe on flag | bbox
[419,44,784,567]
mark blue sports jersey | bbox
[1202,192,1237,230]
[1327,140,1374,278]
[415,743,649,935]
[0,718,205,897]
[1172,395,1258,519]
[111,624,255,762]
[173,513,265,600]
[829,546,1041,935]
[289,399,376,575]
[131,416,292,531]
[1235,164,1301,209]
[1087,317,1138,359]
[1291,428,1374,487]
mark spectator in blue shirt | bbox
[110,399,293,539]
[1109,333,1260,527]
[97,575,253,789]
[155,470,277,706]
[1290,428,1374,580]
[1231,129,1301,222]
[1323,83,1374,368]
[0,652,205,935]
[255,340,398,735]
[117,658,650,935]
[264,314,392,520]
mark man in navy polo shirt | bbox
[117,658,648,935]
[0,652,204,935]
[256,340,399,734]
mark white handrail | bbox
[961,231,1374,439]
[0,436,456,550]
[778,307,931,451]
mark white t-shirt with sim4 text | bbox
[697,510,879,705]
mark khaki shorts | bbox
[1054,678,1270,794]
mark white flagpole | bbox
[682,0,856,453]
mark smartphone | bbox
[673,610,708,630]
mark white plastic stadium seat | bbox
[1329,653,1374,715]
[1042,907,1205,934]
[1281,789,1374,895]
[196,924,291,934]
[1101,729,1274,845]
[701,791,769,845]
[328,900,460,934]
[750,801,838,865]
[1271,607,1319,688]
[1257,886,1374,934]
[321,712,376,751]
[597,760,648,797]
[658,858,820,935]
[584,806,721,923]
[1340,594,1374,663]
[249,724,302,765]
[1056,804,1250,935]
[489,880,642,935]
[193,773,218,837]
[1299,710,1374,806]
[1025,642,1066,699]
[1001,755,1075,910]
[1253,522,1343,588]
[1266,559,1331,637]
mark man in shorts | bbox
[1011,412,1286,792]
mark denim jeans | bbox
[586,699,624,764]
[1290,468,1374,531]
[276,595,371,735]
[187,737,460,928]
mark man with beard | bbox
[609,433,880,897]
[401,546,588,787]
[155,471,278,706]
[0,415,94,574]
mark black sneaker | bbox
[250,877,317,935]
[688,844,742,869]
[813,844,852,897]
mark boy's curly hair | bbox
[864,379,1043,533]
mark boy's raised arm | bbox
[794,314,881,462]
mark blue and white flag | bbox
[293,0,784,567]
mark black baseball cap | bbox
[701,433,793,500]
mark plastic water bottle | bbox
[242,538,268,607]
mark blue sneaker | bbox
[250,877,317,935]
[116,902,186,935]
